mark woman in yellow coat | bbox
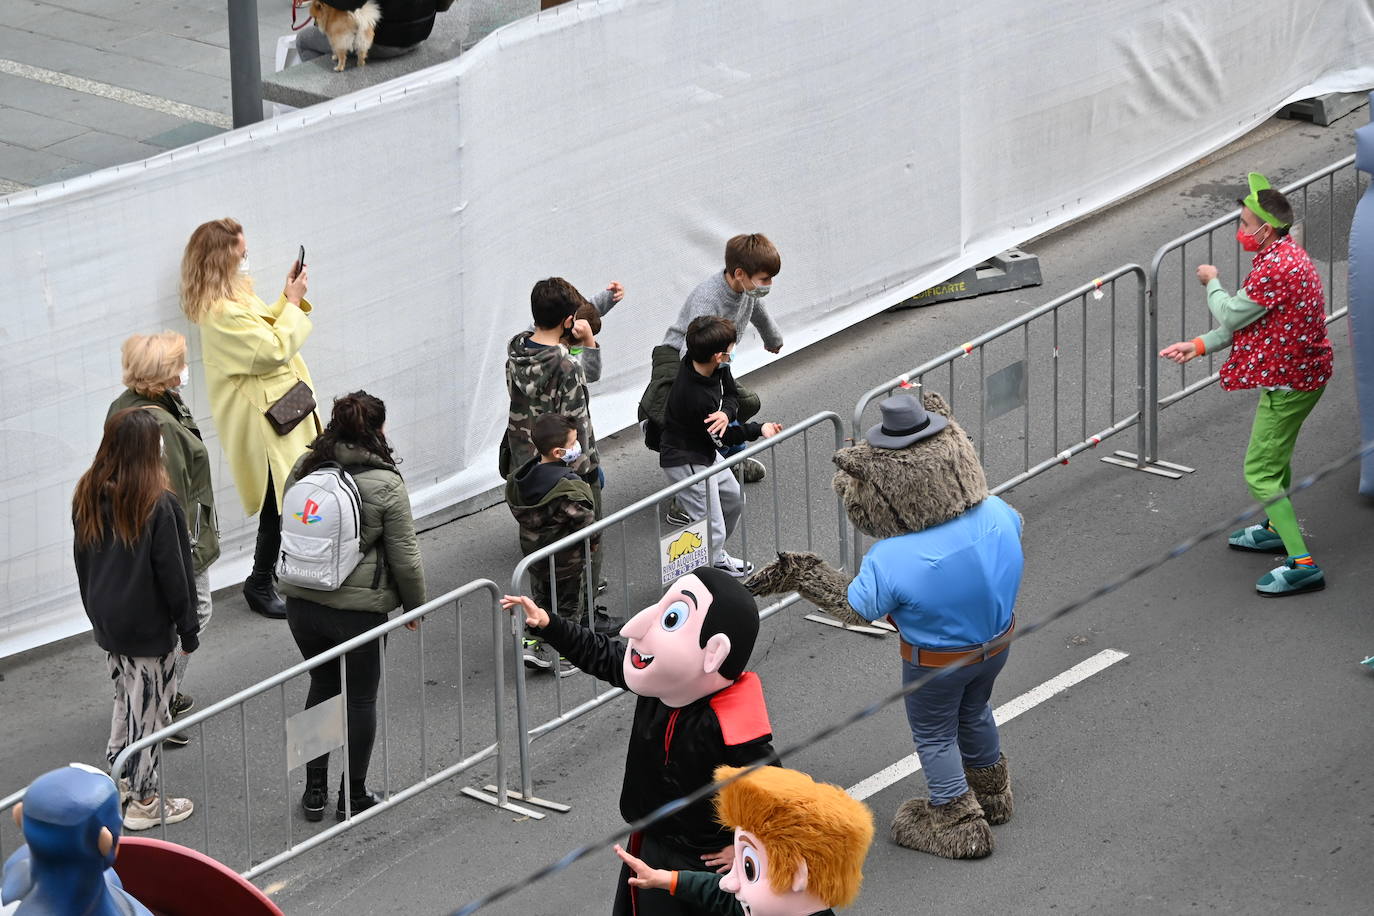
[180,218,320,619]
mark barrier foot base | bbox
[483,785,571,814]
[460,786,547,819]
[804,613,891,637]
[1100,451,1195,479]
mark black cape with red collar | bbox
[537,613,777,855]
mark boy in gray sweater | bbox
[640,234,783,500]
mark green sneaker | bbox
[1256,560,1325,597]
[1361,655,1374,670]
[521,637,553,671]
[1228,522,1284,552]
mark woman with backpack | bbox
[279,391,427,822]
[72,407,199,831]
[180,218,319,620]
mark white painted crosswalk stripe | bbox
[0,58,232,129]
[847,648,1130,800]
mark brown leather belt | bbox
[898,618,1014,667]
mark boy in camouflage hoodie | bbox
[505,414,602,673]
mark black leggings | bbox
[253,471,281,576]
[286,596,384,790]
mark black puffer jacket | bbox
[537,614,777,855]
[319,0,437,47]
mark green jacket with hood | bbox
[280,442,427,614]
[505,456,599,618]
[107,388,220,574]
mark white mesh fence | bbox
[2,0,1371,655]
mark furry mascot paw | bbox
[889,789,993,859]
[744,552,870,628]
[964,753,1013,825]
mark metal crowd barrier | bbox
[90,578,519,881]
[850,265,1148,566]
[505,411,849,813]
[1146,155,1365,462]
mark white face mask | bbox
[561,441,583,464]
[177,366,190,389]
[238,256,251,274]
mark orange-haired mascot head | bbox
[713,766,874,915]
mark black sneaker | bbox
[162,731,190,748]
[590,606,624,635]
[170,693,194,718]
[336,788,383,821]
[666,501,692,527]
[301,782,328,822]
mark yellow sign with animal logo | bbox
[660,518,708,585]
[667,530,702,560]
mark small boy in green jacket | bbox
[505,413,604,673]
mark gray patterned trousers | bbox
[106,651,178,800]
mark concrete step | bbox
[261,0,536,110]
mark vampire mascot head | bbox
[619,566,760,708]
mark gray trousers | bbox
[106,651,178,799]
[173,570,212,692]
[663,455,743,566]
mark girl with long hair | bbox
[180,218,320,619]
[280,392,427,822]
[108,331,219,734]
[72,407,199,830]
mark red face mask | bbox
[1236,224,1266,252]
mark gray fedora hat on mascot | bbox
[866,393,948,449]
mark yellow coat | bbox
[198,291,321,515]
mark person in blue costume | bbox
[748,392,1024,861]
[2,764,152,916]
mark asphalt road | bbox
[3,111,1372,915]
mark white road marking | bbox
[846,648,1129,800]
[0,58,232,129]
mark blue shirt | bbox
[847,496,1024,649]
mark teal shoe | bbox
[1229,522,1284,552]
[1256,560,1325,597]
[1361,655,1374,670]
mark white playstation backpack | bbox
[278,462,365,590]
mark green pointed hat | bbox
[1240,172,1287,228]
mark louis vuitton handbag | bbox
[265,380,316,436]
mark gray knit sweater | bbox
[661,271,783,353]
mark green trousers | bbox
[1244,387,1324,557]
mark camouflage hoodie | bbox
[505,456,600,620]
[502,331,599,478]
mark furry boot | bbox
[964,753,1013,825]
[889,789,993,859]
[744,552,869,628]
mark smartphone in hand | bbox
[292,245,306,279]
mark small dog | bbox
[310,0,382,72]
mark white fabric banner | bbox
[2,0,1371,657]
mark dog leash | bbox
[291,0,313,31]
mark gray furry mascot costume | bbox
[748,391,1025,859]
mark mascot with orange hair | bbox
[615,765,874,915]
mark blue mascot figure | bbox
[2,763,152,915]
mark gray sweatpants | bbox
[106,651,178,800]
[173,570,212,692]
[663,455,743,567]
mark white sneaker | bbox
[123,794,194,831]
[713,554,755,577]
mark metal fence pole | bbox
[227,0,264,128]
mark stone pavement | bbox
[0,0,532,194]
